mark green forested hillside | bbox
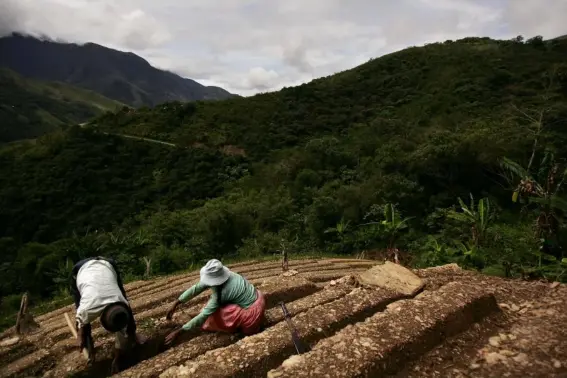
[92,36,567,159]
[0,68,123,143]
[2,36,567,324]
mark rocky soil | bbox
[0,260,564,378]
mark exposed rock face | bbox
[356,261,425,296]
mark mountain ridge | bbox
[0,67,124,143]
[0,33,236,107]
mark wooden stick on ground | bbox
[15,293,28,335]
[64,312,89,360]
[15,292,39,335]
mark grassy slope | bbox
[0,68,124,143]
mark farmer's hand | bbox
[77,326,85,349]
[165,308,175,321]
[110,348,121,374]
[165,301,180,321]
[110,357,120,374]
[164,328,183,346]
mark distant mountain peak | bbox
[0,33,235,107]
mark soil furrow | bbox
[128,259,322,298]
[4,262,563,378]
[159,286,405,378]
[268,282,499,377]
[1,348,52,378]
[22,277,319,378]
[85,276,319,341]
[114,284,355,378]
[40,264,333,341]
[0,341,36,369]
[300,269,368,282]
[33,259,316,325]
[34,261,328,340]
[135,261,333,300]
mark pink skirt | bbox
[201,290,266,335]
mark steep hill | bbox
[1,36,567,323]
[90,36,567,159]
[0,68,124,143]
[0,33,235,107]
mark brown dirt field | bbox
[267,282,500,377]
[25,259,337,343]
[0,258,374,378]
[0,259,565,378]
[393,266,567,378]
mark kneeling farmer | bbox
[70,256,141,373]
[165,259,266,345]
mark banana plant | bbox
[424,235,454,266]
[324,217,352,255]
[381,203,413,250]
[447,194,494,248]
[324,217,351,237]
[453,241,485,269]
[47,258,74,285]
[500,152,567,240]
[360,204,413,260]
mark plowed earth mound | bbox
[0,259,565,378]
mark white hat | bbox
[200,259,231,286]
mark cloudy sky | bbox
[1,0,566,95]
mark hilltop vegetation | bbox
[0,68,123,142]
[92,36,567,159]
[0,33,235,107]
[1,35,567,326]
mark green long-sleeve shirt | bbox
[178,271,257,331]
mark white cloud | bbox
[504,0,567,38]
[1,0,566,95]
[0,0,171,50]
[246,67,280,90]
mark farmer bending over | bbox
[164,259,266,345]
[70,256,142,373]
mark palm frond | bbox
[500,156,530,179]
[446,211,471,224]
[531,195,567,213]
[456,197,475,218]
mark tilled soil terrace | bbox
[0,259,565,378]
